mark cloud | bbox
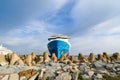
[70,0,120,35]
[89,15,120,36]
[0,20,55,54]
[69,0,120,55]
[1,0,120,55]
[71,35,120,55]
[0,0,68,32]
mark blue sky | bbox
[0,0,120,55]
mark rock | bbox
[87,70,94,77]
[0,54,8,65]
[31,52,36,66]
[17,59,24,65]
[29,72,39,80]
[25,55,32,66]
[0,62,8,66]
[97,54,103,61]
[82,74,90,79]
[62,65,71,72]
[19,69,38,79]
[110,72,117,76]
[55,72,71,80]
[79,63,90,73]
[115,60,120,64]
[69,68,77,73]
[20,76,26,80]
[102,52,110,61]
[70,55,77,62]
[97,70,110,75]
[51,53,58,63]
[37,56,43,64]
[93,60,106,68]
[105,63,113,70]
[31,52,36,60]
[43,52,51,63]
[94,73,103,79]
[88,53,96,63]
[71,72,79,80]
[112,52,120,60]
[9,73,19,80]
[1,75,9,80]
[10,53,24,65]
[38,68,46,79]
[6,53,12,62]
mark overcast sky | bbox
[0,0,120,55]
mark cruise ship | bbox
[47,34,71,58]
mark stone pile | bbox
[0,52,120,80]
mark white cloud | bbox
[70,0,120,34]
[70,35,120,55]
[89,15,120,36]
[1,20,55,54]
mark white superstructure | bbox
[48,34,71,47]
[0,44,13,55]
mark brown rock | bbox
[5,53,12,62]
[78,53,88,63]
[103,52,110,60]
[17,59,24,65]
[19,69,38,80]
[37,56,44,64]
[10,53,24,65]
[97,54,103,60]
[25,55,32,66]
[0,54,7,62]
[112,52,120,60]
[70,55,76,62]
[0,54,8,66]
[88,53,96,63]
[51,53,57,62]
[43,52,51,63]
[31,52,36,60]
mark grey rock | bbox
[93,60,106,68]
[82,74,90,79]
[110,72,117,76]
[42,67,56,80]
[87,70,94,77]
[105,63,113,70]
[62,65,71,72]
[55,72,71,80]
[115,60,120,64]
[116,71,120,75]
[71,72,79,80]
[96,69,110,75]
[94,73,103,79]
[79,63,90,73]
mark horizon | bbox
[0,0,120,55]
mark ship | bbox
[47,34,71,58]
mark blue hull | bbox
[47,40,70,58]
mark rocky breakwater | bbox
[0,52,120,80]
